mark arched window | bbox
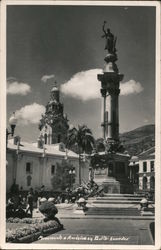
[26,162,32,174]
[143,176,147,190]
[150,176,155,190]
[27,175,32,186]
[44,134,47,144]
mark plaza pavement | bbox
[33,204,154,245]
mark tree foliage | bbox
[51,160,75,191]
[66,125,95,154]
[66,124,95,185]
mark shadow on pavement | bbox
[149,222,155,241]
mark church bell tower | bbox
[38,82,69,145]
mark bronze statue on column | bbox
[101,21,117,54]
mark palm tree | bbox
[66,125,95,185]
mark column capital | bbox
[97,72,124,84]
[100,88,107,97]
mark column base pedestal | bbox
[95,177,120,194]
[102,178,120,194]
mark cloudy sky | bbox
[7,4,155,142]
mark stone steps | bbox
[91,200,140,204]
[86,194,154,216]
[102,194,144,197]
[93,197,142,201]
[87,204,139,208]
[88,194,145,204]
[85,207,140,216]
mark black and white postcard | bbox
[0,1,160,249]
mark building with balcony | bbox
[129,147,155,193]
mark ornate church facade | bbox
[6,85,89,193]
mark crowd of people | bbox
[6,187,37,219]
[6,180,102,219]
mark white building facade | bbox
[129,147,155,193]
[6,86,90,193]
[6,139,89,193]
[138,147,155,192]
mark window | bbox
[143,176,147,190]
[150,161,154,172]
[150,176,155,190]
[51,165,55,175]
[143,162,147,172]
[26,162,32,174]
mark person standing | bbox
[26,191,33,217]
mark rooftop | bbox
[7,139,79,159]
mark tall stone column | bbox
[98,24,123,145]
[98,70,123,144]
[101,88,108,139]
[108,89,120,141]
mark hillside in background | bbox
[71,124,155,157]
[119,124,155,156]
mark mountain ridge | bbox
[119,124,155,156]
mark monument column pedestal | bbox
[92,23,132,194]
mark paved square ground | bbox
[35,218,154,245]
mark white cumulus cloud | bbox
[41,74,55,83]
[7,80,31,95]
[61,69,102,101]
[61,69,143,101]
[15,103,45,125]
[120,80,143,95]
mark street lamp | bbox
[69,168,75,190]
[6,112,17,147]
